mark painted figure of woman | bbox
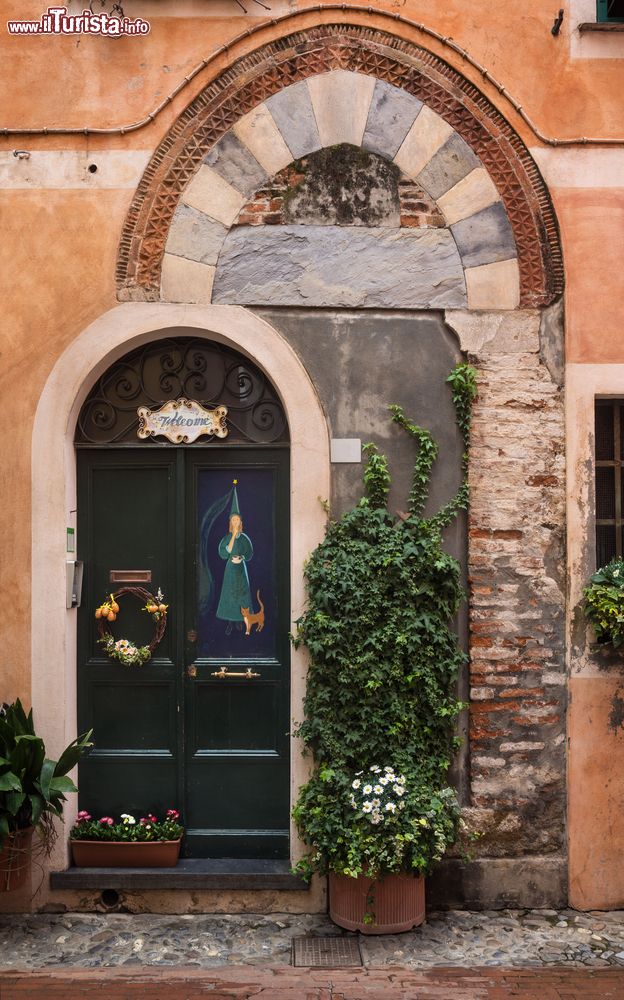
[216,511,253,634]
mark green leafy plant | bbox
[70,809,183,842]
[0,699,93,850]
[292,364,477,881]
[583,559,624,648]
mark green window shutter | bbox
[597,0,608,20]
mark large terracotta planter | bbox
[71,838,181,868]
[0,827,34,892]
[329,871,425,934]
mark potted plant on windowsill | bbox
[583,559,624,652]
[69,809,183,867]
[0,699,93,892]
[292,365,476,933]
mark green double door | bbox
[77,447,290,859]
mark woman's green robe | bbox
[216,532,253,621]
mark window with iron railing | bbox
[595,400,624,566]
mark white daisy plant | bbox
[349,764,406,826]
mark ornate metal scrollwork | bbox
[75,338,289,445]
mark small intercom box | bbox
[66,561,84,609]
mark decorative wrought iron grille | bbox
[75,338,289,445]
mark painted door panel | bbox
[77,448,289,859]
[183,454,289,858]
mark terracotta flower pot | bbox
[0,827,34,892]
[71,838,181,868]
[329,870,425,934]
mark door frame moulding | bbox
[31,302,330,887]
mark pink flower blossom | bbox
[99,816,114,826]
[76,811,91,822]
[166,808,180,820]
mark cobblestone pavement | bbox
[2,909,624,971]
[1,966,623,1000]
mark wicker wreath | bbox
[96,586,168,666]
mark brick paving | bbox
[1,966,623,999]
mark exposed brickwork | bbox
[398,179,445,228]
[1,967,622,1000]
[234,159,443,229]
[465,338,566,858]
[116,23,563,306]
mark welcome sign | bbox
[137,398,229,444]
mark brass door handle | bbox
[210,667,260,679]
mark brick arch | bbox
[117,23,563,309]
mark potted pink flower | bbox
[69,809,183,867]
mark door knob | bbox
[186,663,197,678]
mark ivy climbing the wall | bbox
[292,364,477,881]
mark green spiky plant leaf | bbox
[0,699,92,851]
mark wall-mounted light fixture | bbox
[551,9,565,35]
[13,150,30,160]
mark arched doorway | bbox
[75,336,291,859]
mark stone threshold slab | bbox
[50,858,309,891]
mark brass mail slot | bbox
[109,569,152,584]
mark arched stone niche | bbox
[117,24,563,311]
[207,141,517,310]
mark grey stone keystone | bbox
[167,204,228,265]
[265,81,322,160]
[416,131,481,200]
[362,80,423,159]
[451,201,518,269]
[203,131,268,199]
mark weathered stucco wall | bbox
[565,364,624,910]
[254,309,464,522]
[2,1,622,139]
[1,0,623,912]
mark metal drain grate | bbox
[292,935,362,968]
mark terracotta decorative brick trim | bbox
[116,23,563,309]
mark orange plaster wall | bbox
[0,190,128,704]
[568,676,624,910]
[555,189,624,364]
[0,1,623,149]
